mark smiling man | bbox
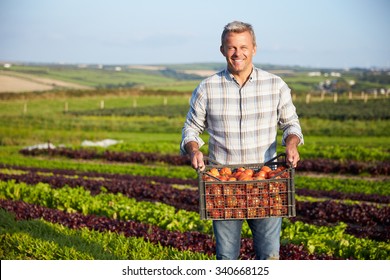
[180,21,304,260]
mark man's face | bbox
[220,31,256,76]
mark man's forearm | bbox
[285,134,300,148]
[285,134,301,167]
[185,141,200,155]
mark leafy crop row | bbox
[1,169,388,241]
[19,147,390,175]
[0,199,333,260]
[2,164,389,197]
[0,209,210,260]
[68,99,390,121]
[1,180,389,259]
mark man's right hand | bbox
[185,141,205,171]
[190,150,205,171]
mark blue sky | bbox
[0,0,389,68]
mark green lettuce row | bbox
[295,176,390,197]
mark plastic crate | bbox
[198,154,296,220]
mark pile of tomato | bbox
[201,165,292,220]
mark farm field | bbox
[0,64,389,260]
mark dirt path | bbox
[0,72,93,93]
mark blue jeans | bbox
[213,217,282,260]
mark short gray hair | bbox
[221,21,257,47]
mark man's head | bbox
[221,21,257,48]
[220,21,257,77]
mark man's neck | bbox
[229,66,253,87]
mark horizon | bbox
[2,61,388,71]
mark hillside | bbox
[1,62,389,95]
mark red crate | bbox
[198,154,296,220]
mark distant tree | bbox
[332,78,350,94]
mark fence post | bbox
[333,93,338,103]
[349,91,352,100]
[133,98,137,108]
[23,102,27,114]
[64,102,68,112]
[100,100,104,109]
[163,97,168,105]
[305,93,311,104]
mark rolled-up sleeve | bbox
[180,86,207,155]
[278,82,304,146]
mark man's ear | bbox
[220,45,226,57]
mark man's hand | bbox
[190,150,205,171]
[285,134,301,168]
[185,142,205,171]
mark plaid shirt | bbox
[180,66,304,165]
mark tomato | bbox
[281,171,290,178]
[220,167,232,176]
[278,182,287,192]
[233,171,242,178]
[270,208,282,216]
[225,196,238,208]
[276,166,286,172]
[223,185,234,195]
[235,187,245,195]
[210,209,223,219]
[247,208,257,218]
[250,186,260,195]
[248,196,261,207]
[260,165,272,174]
[258,208,267,218]
[206,199,214,209]
[209,168,220,177]
[269,183,280,194]
[237,198,247,208]
[214,196,224,208]
[243,168,254,177]
[254,170,267,178]
[234,209,245,219]
[238,173,252,181]
[224,209,233,219]
[267,171,278,178]
[211,185,223,195]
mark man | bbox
[180,21,303,260]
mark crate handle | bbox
[196,156,222,180]
[264,153,286,166]
[200,172,222,181]
[195,157,221,174]
[202,154,287,168]
[203,156,222,165]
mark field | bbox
[0,63,389,260]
